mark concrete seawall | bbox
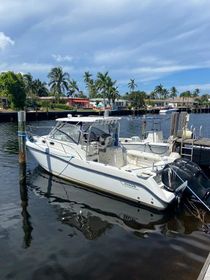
[0,109,160,122]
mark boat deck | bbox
[120,164,157,178]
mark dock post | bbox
[170,112,179,137]
[19,160,33,248]
[18,110,26,164]
[18,110,32,247]
[104,109,109,117]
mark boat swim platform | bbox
[197,253,210,280]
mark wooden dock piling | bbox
[18,111,32,246]
[18,111,26,164]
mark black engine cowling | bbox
[162,158,210,206]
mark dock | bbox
[175,137,210,167]
[197,253,210,280]
[176,138,210,148]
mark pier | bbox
[176,138,210,148]
[175,138,210,167]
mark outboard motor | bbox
[162,158,210,210]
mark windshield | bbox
[49,122,81,143]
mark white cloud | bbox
[52,54,73,62]
[1,0,210,90]
[177,83,210,92]
[0,32,14,50]
[0,62,74,76]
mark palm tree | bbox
[48,67,69,99]
[33,79,49,97]
[162,88,169,99]
[110,86,120,108]
[170,86,178,99]
[89,80,98,98]
[154,84,164,99]
[128,79,137,92]
[84,71,92,84]
[96,71,109,107]
[193,88,200,97]
[68,79,80,96]
[23,73,35,97]
[149,91,157,99]
[84,71,93,97]
[105,76,119,106]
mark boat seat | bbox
[126,150,162,162]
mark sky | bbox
[1,0,210,95]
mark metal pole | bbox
[18,111,26,164]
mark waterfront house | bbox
[90,98,129,110]
[150,97,198,108]
[38,96,90,109]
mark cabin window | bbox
[50,123,80,143]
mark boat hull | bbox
[26,141,175,211]
[159,108,178,114]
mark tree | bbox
[154,84,164,99]
[200,94,209,104]
[74,91,87,98]
[33,79,49,97]
[83,71,99,98]
[84,71,92,84]
[0,71,26,109]
[109,86,120,105]
[193,88,200,97]
[149,91,157,99]
[105,76,117,105]
[23,73,35,97]
[96,71,109,106]
[84,71,92,97]
[128,79,137,92]
[48,67,69,99]
[162,88,169,99]
[180,91,191,98]
[68,79,80,96]
[96,72,120,108]
[128,91,145,109]
[170,86,178,99]
[23,74,49,97]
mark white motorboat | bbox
[159,107,178,114]
[26,114,188,211]
[120,130,171,155]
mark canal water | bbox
[0,114,210,280]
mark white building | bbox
[90,98,128,109]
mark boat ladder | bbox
[180,128,195,161]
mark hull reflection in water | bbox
[27,167,172,239]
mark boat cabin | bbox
[41,114,177,171]
[47,115,125,166]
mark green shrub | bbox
[53,103,71,110]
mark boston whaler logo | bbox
[121,181,137,190]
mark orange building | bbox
[67,97,90,108]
